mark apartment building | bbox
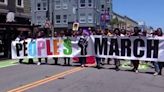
[31,0,113,30]
[112,12,138,30]
[0,0,30,24]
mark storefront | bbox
[0,23,39,59]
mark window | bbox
[88,0,93,7]
[55,15,61,24]
[101,5,104,9]
[88,13,93,23]
[16,0,24,7]
[55,0,61,9]
[63,4,68,9]
[107,0,110,4]
[37,3,41,10]
[79,13,86,23]
[55,0,60,4]
[101,5,104,11]
[108,7,110,11]
[43,2,47,10]
[63,15,67,24]
[80,0,85,8]
[0,0,7,4]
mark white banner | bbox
[11,36,164,62]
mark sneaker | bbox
[135,70,139,73]
[37,62,41,65]
[19,61,22,64]
[153,72,158,76]
[116,68,120,71]
[81,65,84,67]
[159,72,162,75]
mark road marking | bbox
[0,61,18,68]
[8,67,85,92]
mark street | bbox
[0,59,164,92]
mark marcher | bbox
[64,30,71,66]
[27,31,35,64]
[37,30,48,65]
[131,27,141,73]
[78,30,88,67]
[53,31,58,65]
[95,29,103,69]
[153,28,164,75]
[16,32,26,64]
[113,28,121,71]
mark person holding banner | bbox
[101,30,106,65]
[78,30,88,67]
[53,31,59,65]
[153,28,164,75]
[106,29,113,65]
[37,30,48,65]
[26,31,35,64]
[131,27,141,73]
[15,32,26,64]
[95,29,104,69]
[113,28,121,71]
[64,30,71,66]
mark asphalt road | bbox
[0,59,164,92]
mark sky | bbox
[113,0,164,30]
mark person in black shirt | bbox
[16,32,26,64]
[78,30,88,67]
[131,27,141,73]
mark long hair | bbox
[157,28,163,36]
[113,28,120,36]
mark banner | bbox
[12,36,94,59]
[11,36,164,62]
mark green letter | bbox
[63,38,72,55]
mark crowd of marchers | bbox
[15,27,164,76]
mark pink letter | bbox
[37,40,45,56]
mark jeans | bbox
[114,59,120,69]
[131,60,139,70]
[53,58,58,64]
[64,58,70,65]
[38,58,48,63]
[79,57,86,65]
[158,62,163,75]
[96,57,101,68]
[153,62,160,73]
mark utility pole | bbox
[47,0,50,20]
[76,0,79,22]
[47,0,54,37]
[51,0,55,37]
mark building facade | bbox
[112,12,138,30]
[31,0,113,30]
[0,0,31,58]
[0,0,30,24]
[124,16,138,31]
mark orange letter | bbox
[53,39,59,55]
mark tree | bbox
[110,17,119,29]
